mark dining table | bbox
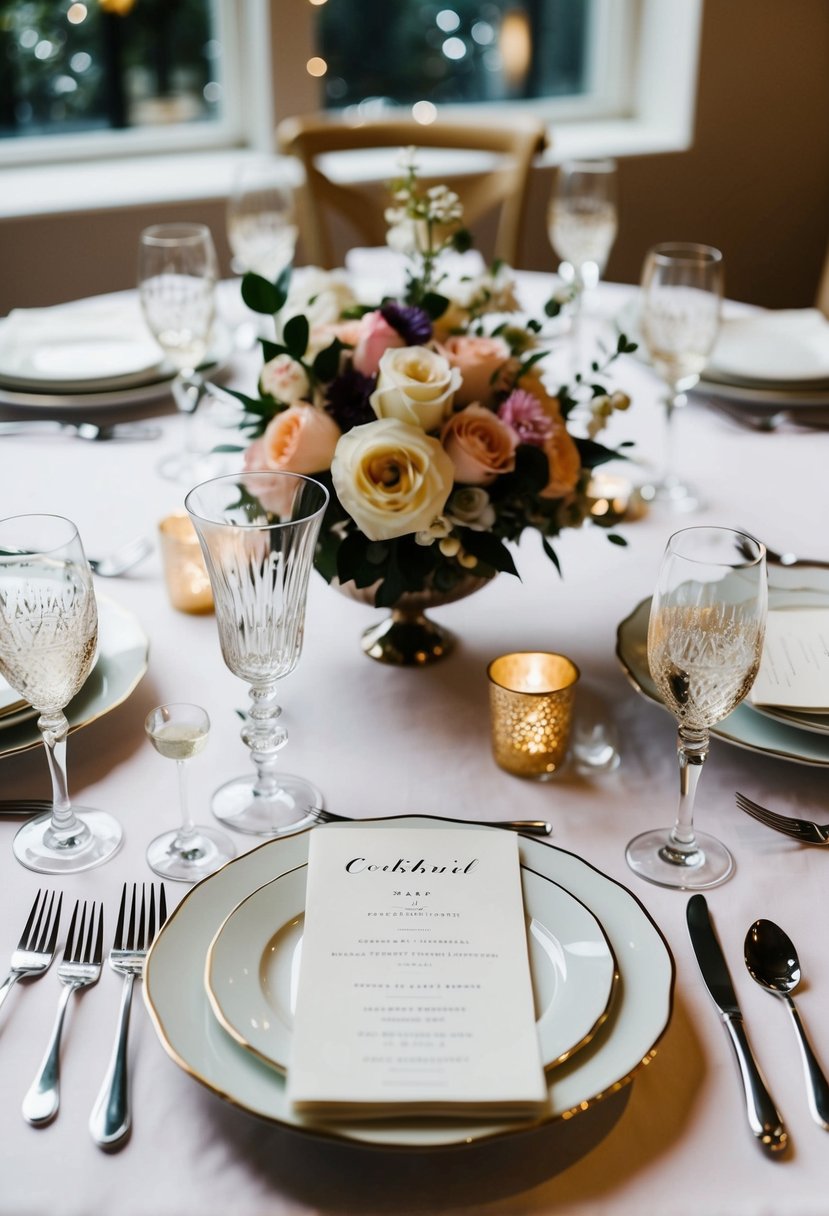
[0,267,828,1216]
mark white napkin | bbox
[708,309,829,383]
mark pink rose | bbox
[441,335,512,407]
[352,311,406,376]
[259,404,341,475]
[441,405,518,486]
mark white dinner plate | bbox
[707,310,829,385]
[0,596,148,760]
[616,563,829,767]
[205,862,617,1076]
[144,817,674,1150]
[0,336,164,392]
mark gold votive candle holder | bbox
[487,652,580,780]
[158,512,213,614]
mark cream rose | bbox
[441,335,512,407]
[370,346,461,432]
[259,404,341,475]
[441,405,517,486]
[259,353,310,405]
[281,267,357,329]
[331,417,455,542]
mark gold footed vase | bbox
[336,574,492,666]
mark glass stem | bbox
[241,682,288,799]
[661,388,686,488]
[663,725,709,864]
[39,710,87,846]
[175,759,196,845]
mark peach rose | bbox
[307,318,363,360]
[540,417,582,499]
[331,417,454,542]
[352,311,406,376]
[441,404,518,486]
[441,335,512,407]
[370,346,461,432]
[259,404,341,475]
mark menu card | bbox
[287,825,546,1119]
[750,608,829,709]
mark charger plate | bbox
[144,817,674,1150]
[204,862,617,1075]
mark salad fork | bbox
[89,882,167,1150]
[22,899,104,1126]
[88,535,153,578]
[735,792,829,845]
[0,889,62,1019]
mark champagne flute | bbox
[138,222,218,485]
[227,159,297,280]
[185,471,329,836]
[626,527,767,889]
[0,514,122,873]
[639,243,724,512]
[144,703,235,881]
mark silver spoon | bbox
[745,919,829,1130]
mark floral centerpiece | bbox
[222,149,635,661]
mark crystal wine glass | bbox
[227,159,297,280]
[0,514,122,873]
[639,242,724,512]
[144,703,235,881]
[138,222,218,485]
[626,527,767,889]
[185,471,329,836]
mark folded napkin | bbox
[708,309,829,384]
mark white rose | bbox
[370,346,462,432]
[259,353,310,404]
[331,418,455,542]
[281,266,357,330]
[446,487,496,531]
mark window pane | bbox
[0,0,222,141]
[317,0,592,110]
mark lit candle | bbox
[487,652,580,780]
[158,512,213,614]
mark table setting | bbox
[2,155,829,1216]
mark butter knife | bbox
[0,421,161,441]
[687,894,788,1156]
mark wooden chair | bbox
[817,241,829,318]
[276,113,548,269]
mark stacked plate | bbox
[700,309,829,407]
[144,817,674,1152]
[617,562,829,766]
[0,295,230,411]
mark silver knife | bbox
[687,894,788,1156]
[0,421,161,441]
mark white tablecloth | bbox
[1,276,828,1216]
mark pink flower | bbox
[352,310,406,376]
[440,335,512,407]
[254,404,341,476]
[498,389,555,447]
[441,405,518,486]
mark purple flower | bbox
[381,302,432,346]
[324,367,377,433]
[497,389,555,447]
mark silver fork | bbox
[0,889,62,1019]
[308,806,553,836]
[88,536,153,578]
[22,900,104,1126]
[89,883,167,1150]
[735,792,829,845]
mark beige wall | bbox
[1,0,827,315]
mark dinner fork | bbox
[0,889,62,1019]
[735,792,829,845]
[22,899,104,1126]
[89,882,167,1150]
[308,806,553,836]
[88,535,153,578]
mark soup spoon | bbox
[744,919,829,1130]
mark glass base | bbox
[625,827,734,890]
[13,807,123,875]
[638,477,702,514]
[146,824,236,883]
[211,774,323,836]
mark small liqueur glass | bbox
[0,514,122,873]
[144,703,235,882]
[626,526,767,889]
[185,471,329,836]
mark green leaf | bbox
[282,314,310,361]
[336,530,370,585]
[575,436,629,468]
[458,529,518,577]
[313,337,346,383]
[242,272,286,315]
[607,533,628,546]
[544,297,563,318]
[211,444,246,453]
[452,228,473,254]
[421,292,449,320]
[541,536,563,575]
[260,339,284,363]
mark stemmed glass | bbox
[185,471,329,836]
[0,514,122,873]
[626,527,767,890]
[138,222,218,485]
[639,243,724,512]
[547,158,617,356]
[227,159,297,280]
[144,703,235,881]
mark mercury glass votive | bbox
[488,652,580,780]
[158,512,213,614]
